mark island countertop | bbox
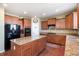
[65,35,79,56]
[10,35,46,45]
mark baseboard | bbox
[0,50,5,53]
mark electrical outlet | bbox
[13,46,16,50]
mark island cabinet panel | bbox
[31,40,39,56]
[11,37,47,56]
[65,13,73,29]
[32,38,46,56]
[47,34,66,46]
[11,42,32,56]
[22,47,32,56]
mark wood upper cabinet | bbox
[48,18,56,25]
[24,18,31,28]
[65,13,73,29]
[56,19,65,29]
[5,15,23,30]
[41,21,48,29]
[77,4,79,28]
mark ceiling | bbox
[0,3,77,19]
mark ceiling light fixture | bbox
[2,3,8,7]
[24,11,28,14]
[56,9,59,12]
[35,16,36,17]
[42,13,46,16]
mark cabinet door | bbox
[77,4,79,28]
[32,38,46,56]
[11,42,21,56]
[31,41,38,56]
[48,18,56,25]
[54,36,66,45]
[41,21,48,29]
[41,38,46,49]
[65,13,73,29]
[22,47,32,56]
[47,35,66,46]
[24,18,31,28]
[47,35,55,43]
[56,19,65,29]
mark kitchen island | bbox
[10,35,47,56]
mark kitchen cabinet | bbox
[48,18,56,25]
[11,37,46,56]
[22,44,32,56]
[11,42,32,56]
[32,38,46,56]
[31,40,38,55]
[24,18,31,28]
[41,21,48,29]
[65,13,73,29]
[5,15,23,30]
[56,19,65,29]
[47,34,66,46]
[65,12,78,29]
[77,4,79,28]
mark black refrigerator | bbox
[5,24,20,51]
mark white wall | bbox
[0,8,4,53]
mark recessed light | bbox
[2,3,8,7]
[56,9,59,12]
[24,11,28,14]
[42,13,46,16]
[35,16,36,17]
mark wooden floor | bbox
[0,43,65,56]
[39,43,65,56]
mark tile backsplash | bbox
[40,29,78,34]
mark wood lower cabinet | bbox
[32,38,46,56]
[11,42,32,56]
[47,34,66,46]
[22,47,32,56]
[32,40,39,56]
[11,37,46,56]
[65,13,73,29]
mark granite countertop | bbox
[40,30,78,35]
[10,35,46,45]
[65,35,79,56]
